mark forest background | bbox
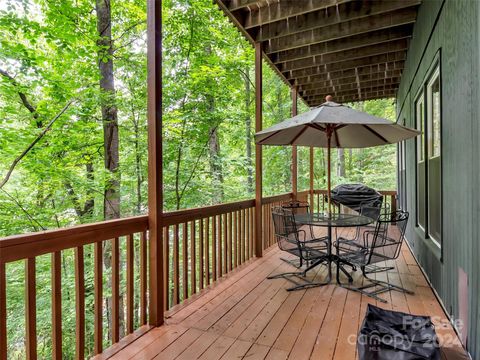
[0,0,397,357]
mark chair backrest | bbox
[366,210,409,265]
[281,201,310,216]
[271,207,299,252]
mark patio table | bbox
[294,212,374,285]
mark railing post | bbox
[147,0,164,326]
[291,86,298,200]
[255,42,263,257]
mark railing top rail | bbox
[0,215,149,264]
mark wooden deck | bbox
[110,230,468,360]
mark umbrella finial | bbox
[325,95,333,102]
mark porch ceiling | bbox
[215,0,421,106]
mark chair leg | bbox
[280,257,303,268]
[364,263,395,274]
[338,267,414,303]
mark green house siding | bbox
[396,0,479,356]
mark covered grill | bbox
[330,184,383,213]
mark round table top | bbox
[294,212,374,228]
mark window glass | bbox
[415,95,425,162]
[428,70,441,158]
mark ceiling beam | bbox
[292,61,405,84]
[299,78,401,97]
[254,0,420,42]
[284,52,406,80]
[226,0,266,12]
[241,0,354,29]
[305,86,398,100]
[298,71,403,91]
[270,25,413,64]
[277,40,408,72]
[307,90,397,105]
[264,7,417,54]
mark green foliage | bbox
[0,0,398,358]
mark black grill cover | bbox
[330,184,383,212]
[357,304,440,360]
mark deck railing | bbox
[0,189,396,359]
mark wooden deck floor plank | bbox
[243,343,271,360]
[270,268,328,352]
[238,284,301,343]
[218,276,289,339]
[332,283,362,359]
[288,284,335,360]
[177,255,282,327]
[309,286,349,359]
[153,328,205,360]
[197,335,237,360]
[218,339,253,360]
[130,326,190,360]
[256,267,326,351]
[175,331,220,360]
[200,262,292,332]
[167,250,278,322]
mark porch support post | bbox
[255,42,263,257]
[147,0,164,326]
[291,86,298,200]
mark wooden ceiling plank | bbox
[264,7,417,54]
[278,40,408,72]
[299,73,402,91]
[242,0,354,29]
[302,83,400,98]
[300,79,401,96]
[270,24,413,63]
[308,90,397,105]
[294,66,403,86]
[284,52,406,80]
[306,88,397,101]
[227,0,267,12]
[255,0,420,42]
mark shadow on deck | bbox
[105,228,468,360]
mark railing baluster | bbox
[75,247,85,359]
[112,238,120,343]
[163,227,169,311]
[0,262,6,360]
[199,219,204,290]
[140,231,147,325]
[190,221,196,296]
[245,209,250,261]
[228,212,232,271]
[126,234,134,334]
[224,214,228,274]
[182,223,188,301]
[233,211,238,267]
[205,217,210,285]
[52,251,62,359]
[212,216,217,282]
[217,215,222,278]
[173,224,180,305]
[26,258,37,360]
[240,210,245,264]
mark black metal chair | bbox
[335,201,392,274]
[280,201,328,268]
[335,210,414,302]
[268,207,329,291]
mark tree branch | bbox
[0,99,75,189]
[0,68,40,125]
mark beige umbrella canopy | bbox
[255,96,420,212]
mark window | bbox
[416,94,425,162]
[415,92,426,229]
[428,68,441,158]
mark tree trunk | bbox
[337,148,345,177]
[207,95,224,204]
[96,0,122,340]
[243,68,253,195]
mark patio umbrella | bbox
[255,95,420,213]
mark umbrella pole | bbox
[327,131,332,215]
